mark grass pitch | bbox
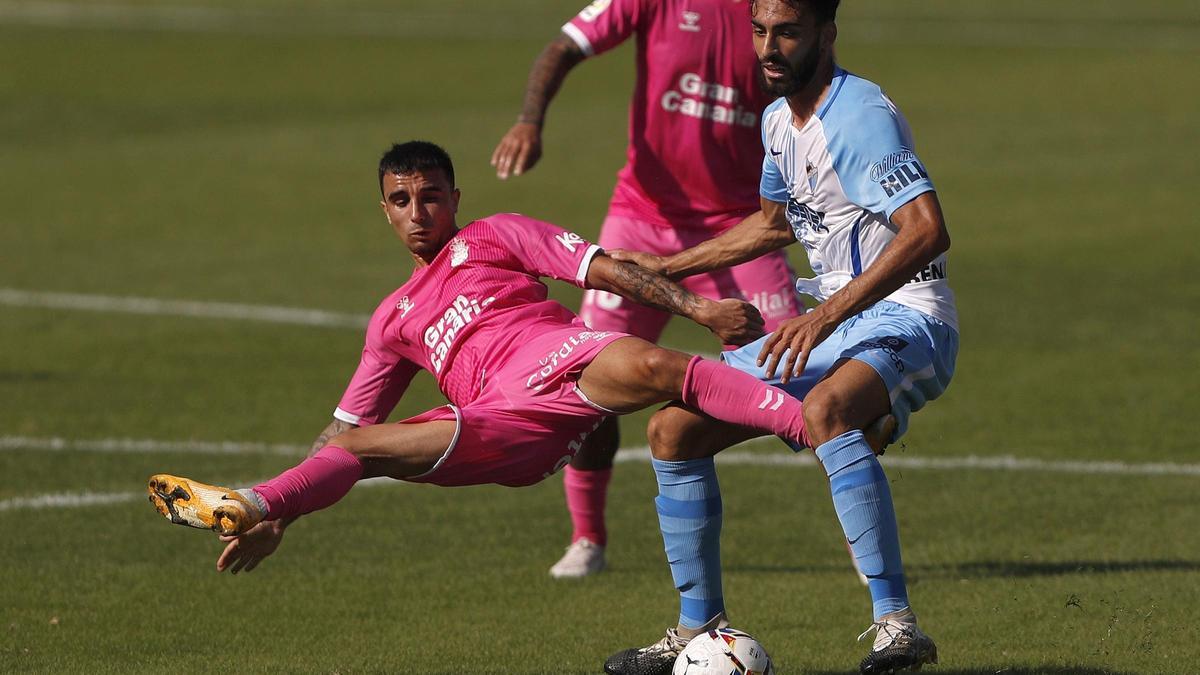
[2,1,1198,672]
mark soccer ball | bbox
[672,628,775,675]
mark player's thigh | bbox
[720,329,844,397]
[684,250,803,334]
[803,358,891,445]
[825,302,958,441]
[647,402,764,461]
[576,337,692,412]
[332,418,459,480]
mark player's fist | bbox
[702,298,765,347]
[491,122,543,180]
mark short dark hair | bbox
[751,0,840,22]
[378,140,455,194]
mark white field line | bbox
[0,288,367,329]
[2,436,1197,513]
[0,288,721,356]
[0,1,1196,51]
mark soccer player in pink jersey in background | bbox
[147,142,893,580]
[492,0,803,578]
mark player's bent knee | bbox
[802,387,848,447]
[635,348,690,396]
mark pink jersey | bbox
[335,214,603,425]
[563,0,773,231]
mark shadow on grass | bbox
[732,558,1200,579]
[806,662,1132,667]
[911,558,1200,579]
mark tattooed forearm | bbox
[606,259,709,320]
[518,35,586,126]
[308,419,355,457]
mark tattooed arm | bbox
[491,33,587,179]
[585,254,765,346]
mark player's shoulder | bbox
[822,69,900,127]
[463,212,538,234]
[820,68,914,154]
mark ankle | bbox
[677,612,729,639]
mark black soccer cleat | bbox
[603,627,690,675]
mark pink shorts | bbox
[402,326,629,488]
[580,214,802,344]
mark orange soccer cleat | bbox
[147,474,264,536]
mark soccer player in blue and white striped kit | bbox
[603,0,957,673]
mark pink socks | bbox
[563,465,612,546]
[253,445,364,521]
[681,355,811,448]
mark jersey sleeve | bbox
[561,0,645,57]
[334,312,421,427]
[824,92,934,219]
[476,214,602,288]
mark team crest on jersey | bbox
[787,198,828,238]
[396,296,415,317]
[449,237,469,267]
[679,10,701,32]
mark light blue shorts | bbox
[721,301,958,445]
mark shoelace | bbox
[857,620,914,651]
[641,628,688,655]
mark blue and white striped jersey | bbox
[760,66,957,329]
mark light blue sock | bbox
[815,430,909,620]
[652,457,724,629]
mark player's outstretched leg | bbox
[147,444,363,536]
[147,420,455,535]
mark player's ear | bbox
[820,20,837,52]
[450,188,461,214]
[379,199,390,221]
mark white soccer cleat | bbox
[549,537,606,578]
[857,609,939,673]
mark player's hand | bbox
[216,520,286,575]
[491,122,542,179]
[702,298,765,347]
[607,249,669,276]
[756,311,838,384]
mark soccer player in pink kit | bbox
[493,0,802,578]
[146,141,822,576]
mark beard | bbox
[758,40,822,97]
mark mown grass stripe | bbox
[3,436,1197,513]
[0,288,367,329]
